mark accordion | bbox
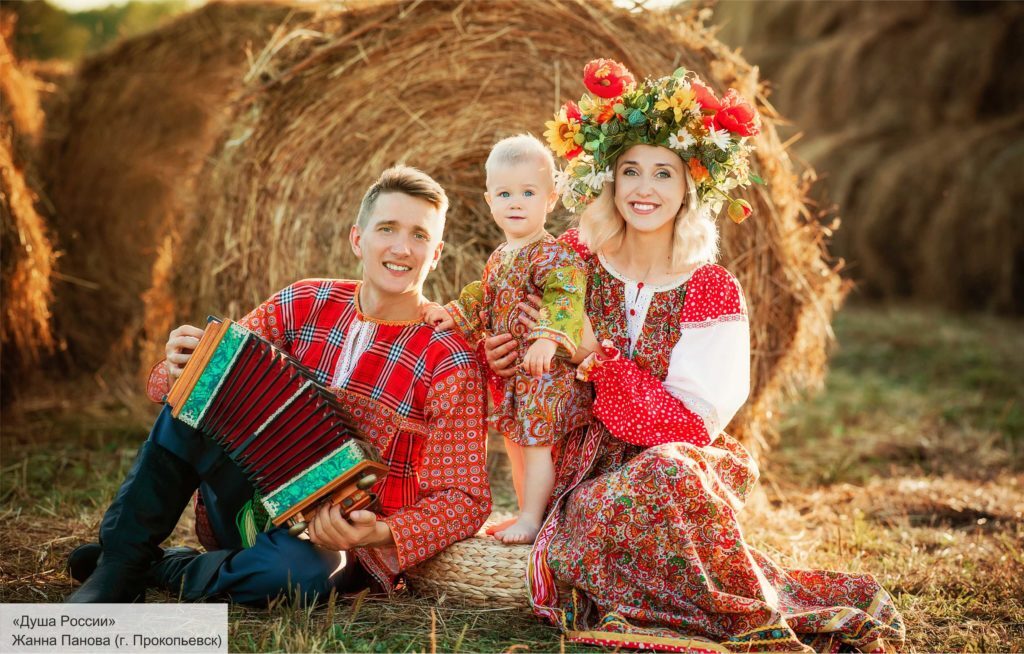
[165,317,387,532]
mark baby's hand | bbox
[522,338,557,378]
[422,303,455,330]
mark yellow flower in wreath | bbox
[655,86,696,123]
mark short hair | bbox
[578,163,718,270]
[355,165,449,229]
[484,134,555,184]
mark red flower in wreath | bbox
[713,89,760,137]
[692,81,722,112]
[583,58,636,99]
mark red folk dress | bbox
[147,279,491,591]
[527,231,905,653]
[446,234,592,447]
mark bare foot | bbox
[495,518,540,544]
[485,517,517,536]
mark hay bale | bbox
[44,0,316,373]
[715,0,1024,314]
[120,0,841,454]
[1,16,57,391]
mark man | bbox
[67,166,491,604]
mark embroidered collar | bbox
[353,282,426,326]
[597,253,695,292]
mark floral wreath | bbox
[544,58,762,222]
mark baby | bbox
[424,134,591,544]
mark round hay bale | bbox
[406,517,530,609]
[715,0,1024,314]
[44,0,316,374]
[124,0,844,456]
[1,16,57,395]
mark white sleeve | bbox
[662,315,750,440]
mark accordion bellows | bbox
[166,318,387,526]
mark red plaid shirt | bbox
[148,279,490,589]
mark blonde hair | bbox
[356,165,449,228]
[485,134,555,185]
[578,165,718,271]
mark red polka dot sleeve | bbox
[558,227,593,261]
[590,357,712,448]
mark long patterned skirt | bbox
[535,435,905,653]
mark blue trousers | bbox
[146,406,368,605]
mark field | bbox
[1,303,1022,652]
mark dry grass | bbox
[1,303,1022,651]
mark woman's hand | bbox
[571,314,599,364]
[307,506,394,550]
[515,293,543,329]
[165,324,205,384]
[577,339,620,381]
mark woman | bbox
[484,61,905,652]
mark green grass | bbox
[2,302,1022,652]
[771,302,1022,486]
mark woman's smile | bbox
[628,201,661,215]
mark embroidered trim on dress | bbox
[679,314,748,329]
[665,388,719,440]
[331,318,377,386]
[596,253,695,291]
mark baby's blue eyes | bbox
[497,190,535,198]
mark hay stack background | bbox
[43,1,315,374]
[715,0,1024,314]
[36,0,845,453]
[139,0,839,454]
[1,15,57,394]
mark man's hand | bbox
[422,302,455,330]
[165,324,205,384]
[307,506,394,551]
[522,338,557,377]
[483,333,519,378]
[482,293,546,378]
